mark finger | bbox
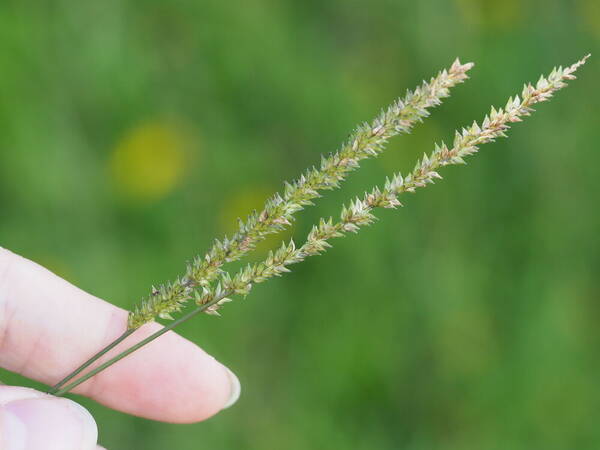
[0,385,98,450]
[0,247,240,423]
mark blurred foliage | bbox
[0,0,599,449]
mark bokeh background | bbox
[1,1,599,449]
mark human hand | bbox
[0,247,241,449]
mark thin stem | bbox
[53,293,230,397]
[48,329,135,394]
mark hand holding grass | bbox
[0,248,241,448]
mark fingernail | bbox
[223,367,241,409]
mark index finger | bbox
[0,247,240,423]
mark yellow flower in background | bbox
[110,121,192,202]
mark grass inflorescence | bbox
[128,59,474,329]
[50,54,589,396]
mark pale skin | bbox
[0,247,241,450]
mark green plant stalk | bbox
[48,329,135,394]
[52,293,231,397]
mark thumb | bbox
[0,386,100,450]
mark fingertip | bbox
[174,360,241,423]
[0,248,242,424]
[0,388,98,450]
[80,325,241,423]
[170,361,240,423]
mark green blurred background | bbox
[1,0,599,448]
